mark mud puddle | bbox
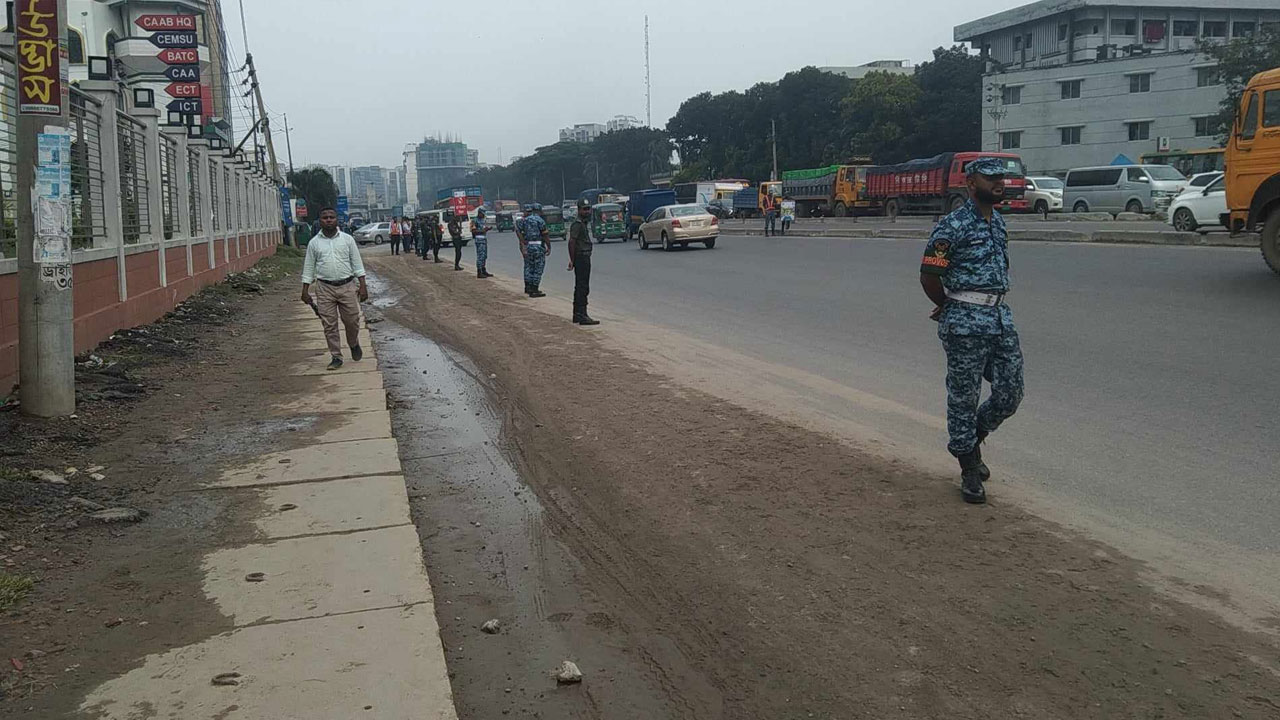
[370,304,699,718]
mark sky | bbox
[225,0,1029,170]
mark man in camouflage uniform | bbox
[919,157,1024,505]
[520,203,550,297]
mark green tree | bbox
[907,46,986,157]
[839,71,922,162]
[287,167,338,219]
[1199,27,1280,138]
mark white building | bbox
[955,0,1280,175]
[819,60,915,80]
[606,114,641,132]
[558,123,606,143]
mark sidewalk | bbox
[78,305,457,719]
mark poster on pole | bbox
[16,0,64,116]
[34,128,72,265]
[780,200,796,223]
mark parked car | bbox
[636,204,719,251]
[1024,176,1064,214]
[1185,171,1224,189]
[1168,174,1226,233]
[354,222,390,245]
[1064,164,1187,215]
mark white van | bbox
[1063,164,1187,215]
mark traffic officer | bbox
[471,207,492,278]
[918,157,1024,505]
[567,199,599,325]
[520,203,549,297]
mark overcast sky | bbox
[227,0,1027,170]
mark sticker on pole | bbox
[34,128,72,266]
[16,0,64,116]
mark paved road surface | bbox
[720,215,1208,236]
[416,231,1280,615]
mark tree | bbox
[287,167,338,220]
[1199,27,1280,139]
[839,71,922,163]
[907,46,986,158]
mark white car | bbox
[354,222,390,245]
[636,204,719,251]
[1168,174,1226,233]
[1185,171,1224,190]
[1024,176,1064,214]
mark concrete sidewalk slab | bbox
[201,525,430,624]
[287,358,382,376]
[79,605,457,720]
[212,437,401,488]
[273,388,387,415]
[313,410,393,444]
[315,371,386,392]
[252,475,410,539]
[285,329,375,348]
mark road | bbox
[721,214,1186,236]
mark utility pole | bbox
[771,119,778,182]
[245,53,280,183]
[16,0,75,416]
[282,112,295,176]
[644,16,651,127]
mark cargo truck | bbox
[1223,67,1280,274]
[731,181,782,218]
[781,162,873,217]
[864,152,1028,218]
[627,189,677,239]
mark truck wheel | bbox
[832,202,847,218]
[1262,211,1280,276]
[885,199,900,220]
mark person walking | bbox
[520,203,550,297]
[567,199,598,324]
[763,194,777,237]
[428,215,443,263]
[919,158,1024,505]
[447,214,464,270]
[300,208,368,371]
[389,216,403,255]
[472,208,493,278]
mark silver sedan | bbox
[637,204,719,251]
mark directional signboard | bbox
[164,65,200,82]
[157,48,199,65]
[149,31,197,49]
[336,196,350,223]
[166,98,202,114]
[165,82,201,98]
[135,14,196,32]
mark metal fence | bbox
[0,51,16,259]
[69,89,108,250]
[116,111,150,244]
[159,132,179,240]
[187,146,202,234]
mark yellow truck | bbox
[780,161,874,217]
[1225,67,1280,274]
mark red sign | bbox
[15,0,63,115]
[157,48,199,65]
[165,82,201,98]
[135,14,196,32]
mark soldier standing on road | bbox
[520,203,550,297]
[301,208,368,371]
[430,215,444,263]
[918,158,1024,505]
[472,208,493,278]
[447,214,464,271]
[567,199,599,325]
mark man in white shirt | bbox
[301,208,369,370]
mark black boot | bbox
[577,314,600,326]
[524,282,533,295]
[529,284,546,298]
[958,451,988,505]
[974,430,991,481]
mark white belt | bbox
[946,289,1005,307]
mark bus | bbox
[1140,148,1225,178]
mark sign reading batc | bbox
[16,0,63,115]
[157,48,199,65]
[149,31,198,48]
[135,14,196,32]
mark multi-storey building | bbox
[819,60,915,80]
[411,137,479,207]
[349,166,388,209]
[558,123,606,143]
[955,0,1280,174]
[606,114,642,132]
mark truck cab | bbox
[1225,67,1280,274]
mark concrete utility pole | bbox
[245,53,280,183]
[16,0,76,416]
[771,119,778,182]
[282,112,295,176]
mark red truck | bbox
[864,151,1028,217]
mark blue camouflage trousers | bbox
[474,234,488,270]
[942,329,1024,457]
[524,242,546,286]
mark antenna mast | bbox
[644,15,651,127]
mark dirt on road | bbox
[369,253,1280,720]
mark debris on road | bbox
[30,470,67,485]
[211,672,242,686]
[86,507,145,524]
[554,660,583,684]
[480,619,501,634]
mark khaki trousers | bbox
[312,280,362,357]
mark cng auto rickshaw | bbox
[543,206,567,240]
[590,203,627,243]
[495,211,515,232]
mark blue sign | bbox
[149,31,198,48]
[336,195,349,223]
[280,187,293,227]
[164,64,200,82]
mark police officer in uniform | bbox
[919,157,1024,505]
[567,199,599,325]
[471,208,492,278]
[520,203,550,297]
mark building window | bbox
[1060,79,1082,99]
[1127,121,1152,141]
[66,28,85,65]
[1232,22,1255,38]
[1172,20,1198,37]
[1013,35,1023,51]
[1143,20,1166,43]
[1002,85,1022,105]
[1000,131,1022,150]
[1060,126,1083,145]
[1197,67,1221,87]
[1193,117,1215,136]
[1202,21,1226,38]
[1129,73,1152,93]
[1058,24,1069,41]
[1111,19,1136,36]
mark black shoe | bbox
[577,315,600,326]
[351,345,363,362]
[530,289,546,298]
[958,451,987,504]
[973,430,991,481]
[454,264,462,271]
[433,257,442,263]
[326,355,344,371]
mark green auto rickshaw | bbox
[590,203,627,243]
[543,206,567,240]
[495,211,515,232]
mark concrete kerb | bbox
[724,224,1259,248]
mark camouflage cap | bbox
[966,157,1008,177]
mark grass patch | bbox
[0,572,34,611]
